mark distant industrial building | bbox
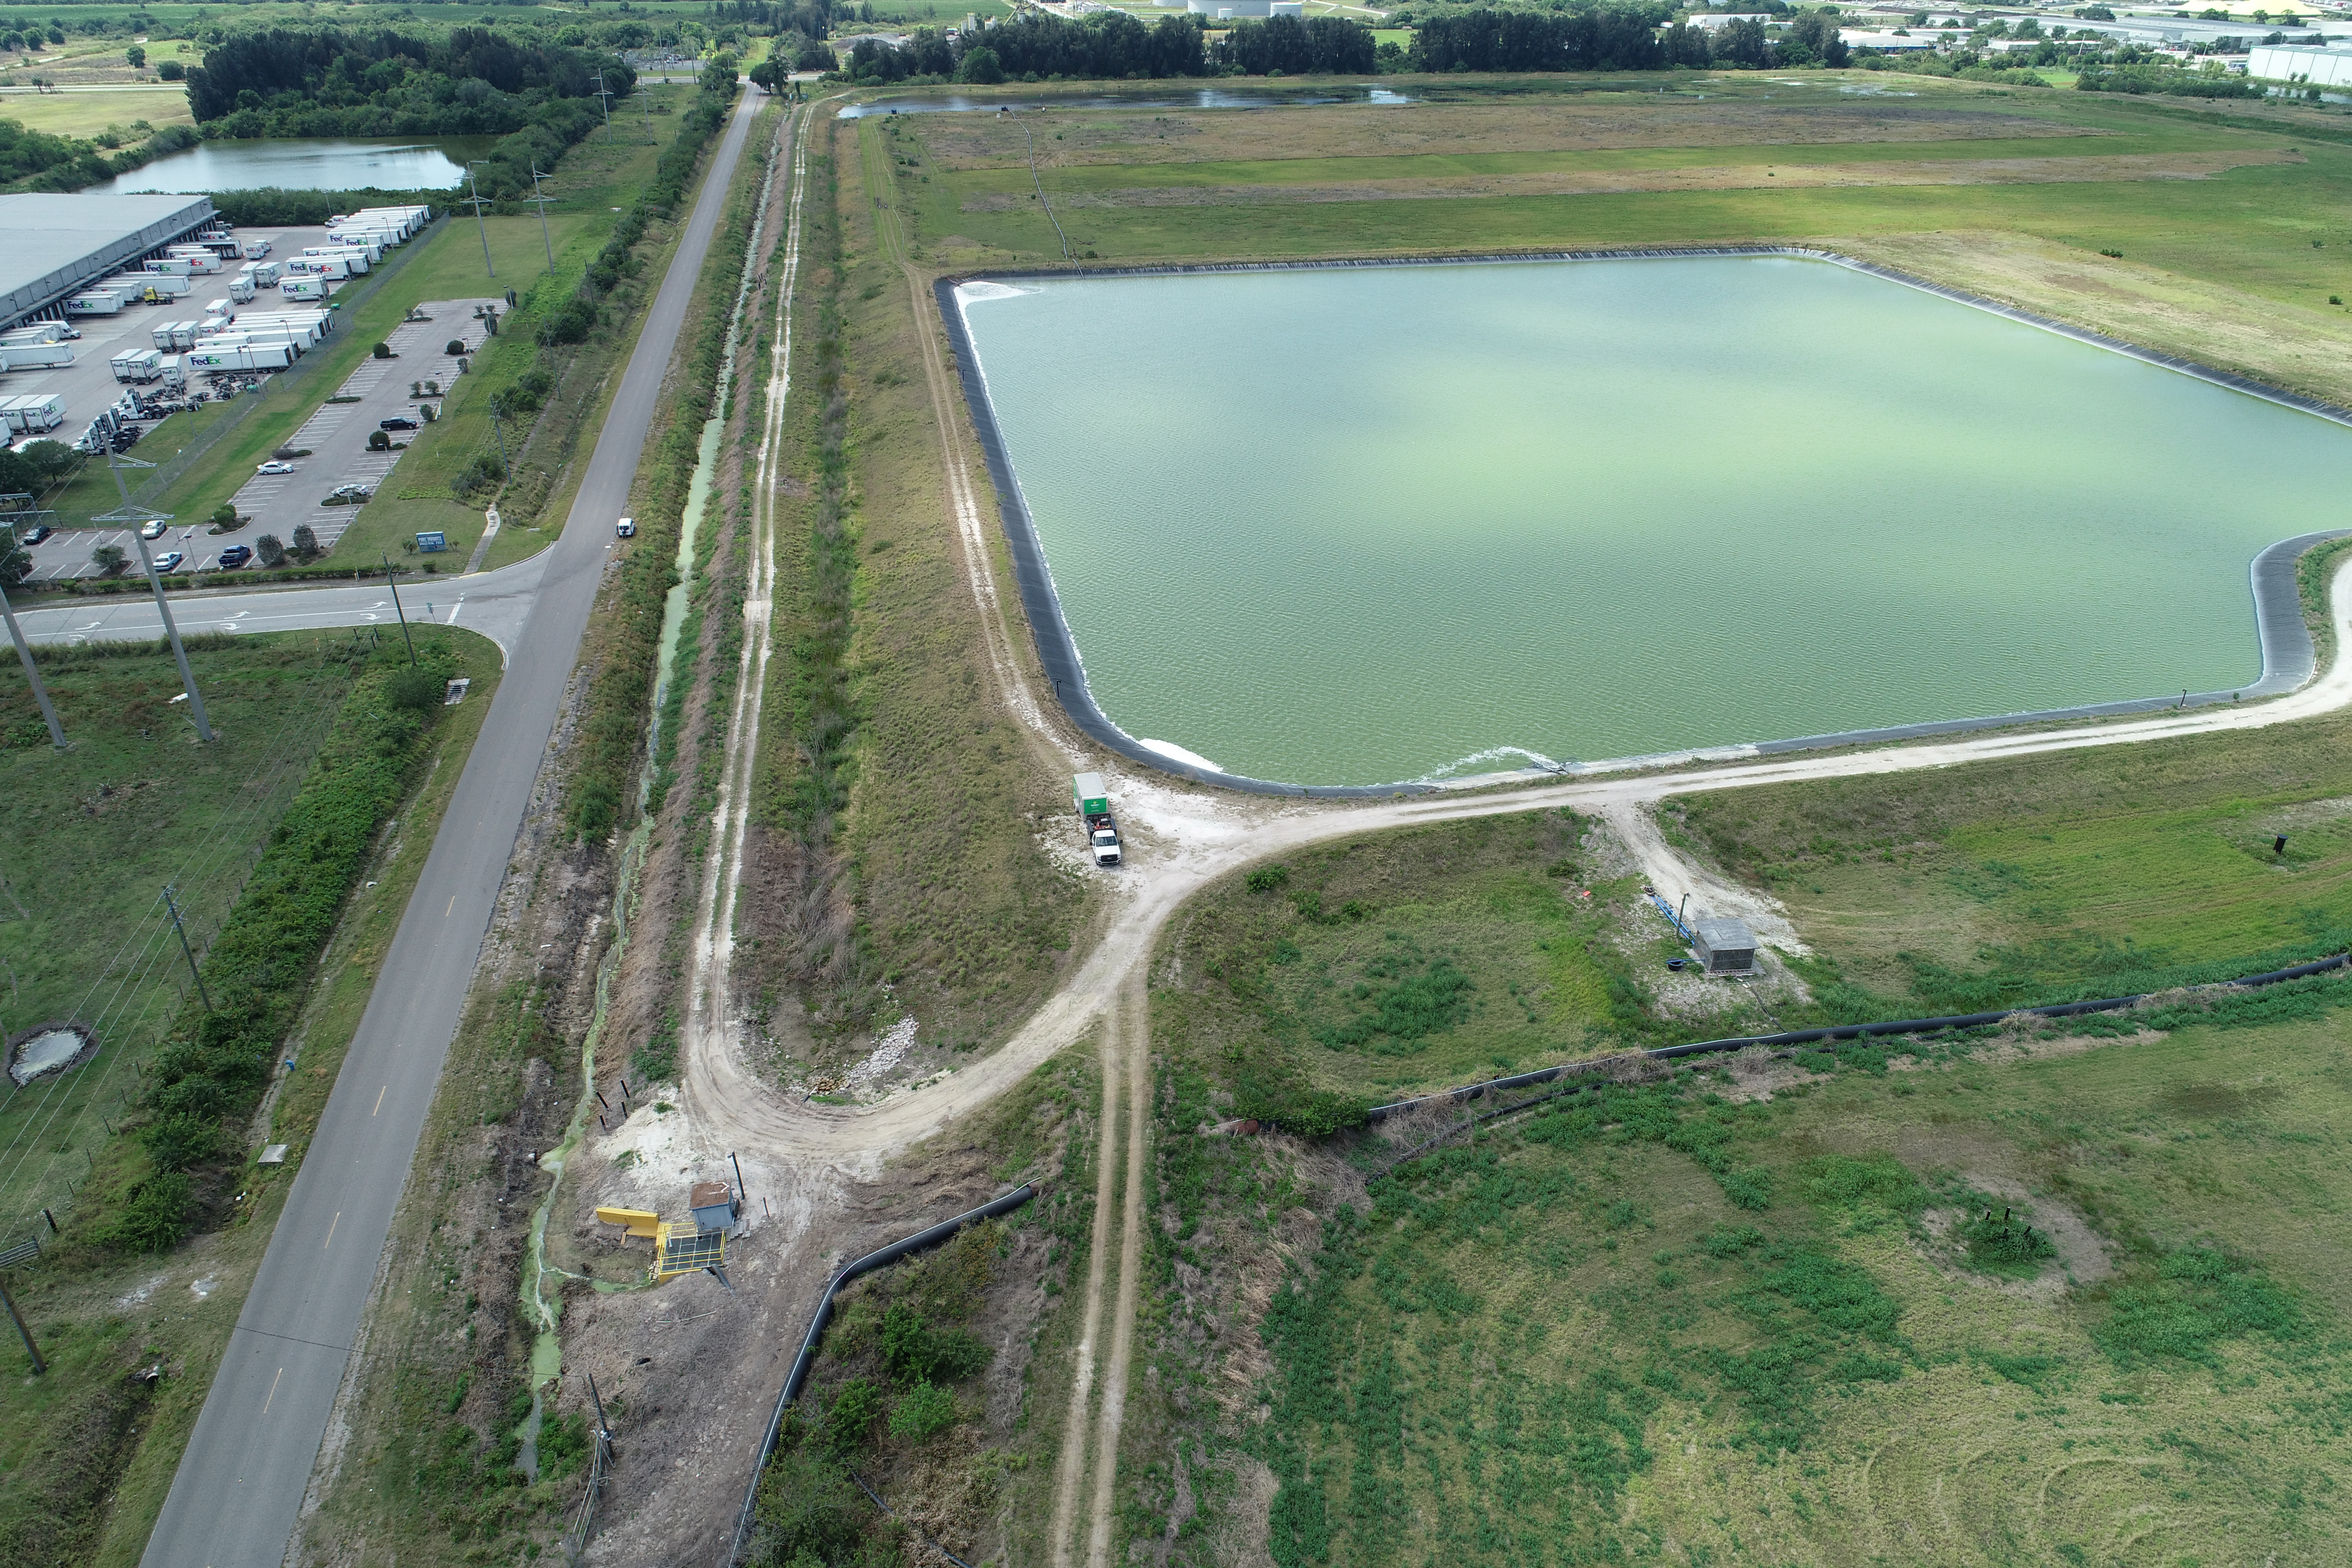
[0,193,223,335]
[1180,0,1305,15]
[2250,42,2352,83]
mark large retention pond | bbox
[98,135,496,194]
[954,255,2352,787]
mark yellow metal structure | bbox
[654,1220,725,1281]
[595,1206,660,1239]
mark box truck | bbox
[279,276,328,302]
[242,239,271,260]
[228,273,256,303]
[202,298,234,322]
[110,348,164,383]
[252,260,281,287]
[158,354,185,390]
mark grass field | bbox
[1679,710,2352,1007]
[1138,1004,2352,1565]
[878,72,2352,412]
[0,86,192,140]
[0,627,505,1568]
[0,634,363,1240]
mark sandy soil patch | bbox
[1920,1172,2112,1300]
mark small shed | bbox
[690,1180,738,1234]
[1692,917,1758,975]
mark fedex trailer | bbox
[228,273,257,303]
[66,292,123,316]
[0,394,65,434]
[0,342,74,370]
[279,276,328,302]
[242,238,271,260]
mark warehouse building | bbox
[2250,43,2352,85]
[0,193,223,335]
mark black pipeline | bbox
[725,1184,1037,1566]
[1364,951,2352,1125]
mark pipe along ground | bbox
[1362,950,2352,1131]
[726,1185,1038,1566]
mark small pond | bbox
[954,255,2352,787]
[98,136,500,194]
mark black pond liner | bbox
[936,248,2352,796]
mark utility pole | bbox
[0,1274,43,1375]
[96,454,210,743]
[488,393,511,481]
[163,885,211,1011]
[382,555,416,667]
[525,164,557,273]
[591,72,615,141]
[464,162,496,279]
[0,579,65,749]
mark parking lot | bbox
[14,296,497,579]
[0,223,341,457]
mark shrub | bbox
[888,1381,956,1442]
[90,542,127,575]
[751,1439,866,1560]
[158,58,184,80]
[256,533,285,567]
[139,1113,223,1171]
[209,502,236,528]
[291,523,318,558]
[1959,1206,2058,1274]
[371,341,393,359]
[106,1172,195,1253]
[879,1302,990,1385]
[384,664,444,711]
[1245,864,1290,893]
[368,429,391,452]
[444,338,464,355]
[825,1378,882,1456]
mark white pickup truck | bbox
[1073,772,1120,867]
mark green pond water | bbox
[955,256,2352,787]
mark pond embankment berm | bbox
[940,247,2352,794]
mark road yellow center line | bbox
[260,1365,284,1417]
[372,1084,386,1115]
[322,1211,340,1250]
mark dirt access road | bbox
[661,114,2352,1565]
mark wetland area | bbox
[957,253,2352,784]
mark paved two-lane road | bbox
[15,553,553,657]
[135,89,769,1568]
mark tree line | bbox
[186,26,633,138]
[838,6,1853,83]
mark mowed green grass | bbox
[1140,1006,2352,1567]
[0,635,360,1230]
[1682,713,2352,998]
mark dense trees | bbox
[1216,15,1378,75]
[1410,9,1665,71]
[186,27,631,138]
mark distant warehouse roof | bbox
[2250,43,2352,85]
[0,193,218,330]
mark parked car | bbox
[217,545,252,568]
[324,483,373,505]
[18,524,51,545]
[378,416,418,431]
[615,516,636,538]
[153,550,184,571]
[141,518,167,539]
[255,459,296,475]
